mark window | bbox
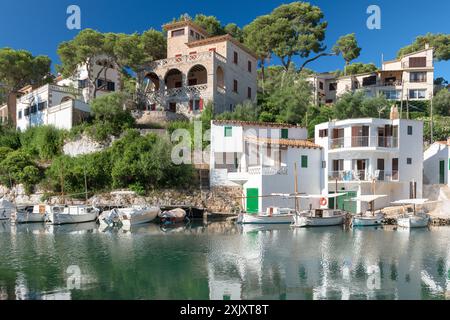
[18,111,22,119]
[409,57,426,68]
[209,48,216,52]
[107,81,115,91]
[362,75,377,86]
[247,87,252,99]
[410,72,427,83]
[78,79,88,89]
[319,81,324,90]
[171,29,185,37]
[189,99,203,111]
[301,155,308,168]
[319,129,328,138]
[281,129,289,139]
[233,80,238,93]
[382,90,400,100]
[168,102,177,112]
[24,107,30,116]
[329,83,337,91]
[409,89,426,99]
[407,125,413,135]
[407,158,412,165]
[38,101,47,111]
[30,104,37,114]
[224,126,232,137]
[233,51,238,64]
[248,61,252,73]
[190,30,194,37]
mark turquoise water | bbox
[1,221,450,300]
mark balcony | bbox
[248,165,288,176]
[148,51,227,69]
[402,60,433,69]
[19,84,83,103]
[329,136,398,150]
[328,170,399,182]
[146,84,209,104]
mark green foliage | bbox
[397,33,450,61]
[335,63,378,77]
[0,146,13,163]
[0,48,51,93]
[224,23,244,42]
[305,105,334,138]
[88,93,135,141]
[0,125,21,149]
[420,116,450,143]
[19,126,65,160]
[433,89,450,116]
[333,91,389,119]
[333,33,361,68]
[0,150,41,193]
[216,101,260,122]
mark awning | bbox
[391,198,430,205]
[350,195,387,202]
[298,193,347,199]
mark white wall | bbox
[424,143,449,185]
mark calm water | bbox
[1,221,450,300]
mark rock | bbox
[63,134,109,157]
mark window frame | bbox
[301,155,308,168]
[224,126,233,137]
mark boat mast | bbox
[294,162,299,212]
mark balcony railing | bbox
[328,170,399,182]
[248,165,288,176]
[19,84,83,103]
[147,84,209,102]
[148,51,227,69]
[329,136,398,149]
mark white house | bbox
[16,56,120,131]
[210,120,323,213]
[424,139,450,186]
[315,112,424,213]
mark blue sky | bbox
[0,0,449,78]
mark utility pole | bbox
[406,96,410,120]
[84,165,88,203]
[430,92,434,144]
[400,80,405,119]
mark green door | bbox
[440,160,445,184]
[246,188,259,213]
[337,191,357,213]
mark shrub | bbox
[0,150,41,193]
[19,126,65,160]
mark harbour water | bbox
[1,221,450,300]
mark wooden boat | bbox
[237,207,295,225]
[0,198,15,221]
[159,208,187,224]
[12,204,49,224]
[350,195,387,227]
[291,193,347,228]
[46,205,100,225]
[99,205,160,228]
[391,199,431,229]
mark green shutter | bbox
[281,128,289,139]
[224,126,232,137]
[440,160,445,184]
[301,155,308,168]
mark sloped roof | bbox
[187,34,258,59]
[212,119,303,128]
[245,136,322,149]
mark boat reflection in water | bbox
[1,222,450,300]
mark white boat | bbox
[391,199,432,229]
[12,204,49,224]
[350,195,387,227]
[291,193,347,228]
[159,208,187,224]
[46,205,100,225]
[99,205,160,228]
[237,207,295,225]
[0,198,15,220]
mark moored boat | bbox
[0,198,15,221]
[159,208,187,224]
[237,207,295,224]
[46,205,100,225]
[291,193,347,228]
[99,205,160,228]
[391,199,432,229]
[12,204,48,224]
[350,195,387,227]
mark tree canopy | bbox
[397,33,450,61]
[0,48,51,94]
[333,33,361,72]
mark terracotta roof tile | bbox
[212,119,303,129]
[245,137,322,149]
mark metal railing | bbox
[248,166,288,176]
[329,136,399,149]
[328,170,399,182]
[148,51,227,69]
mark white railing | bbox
[19,84,83,103]
[248,166,288,176]
[148,51,227,69]
[328,170,399,182]
[329,136,398,149]
[147,84,209,101]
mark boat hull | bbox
[48,211,99,225]
[237,213,294,224]
[293,215,345,228]
[397,216,429,228]
[119,207,160,226]
[0,210,12,221]
[352,215,383,227]
[13,212,46,224]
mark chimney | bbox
[390,105,399,120]
[425,43,430,50]
[447,137,450,146]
